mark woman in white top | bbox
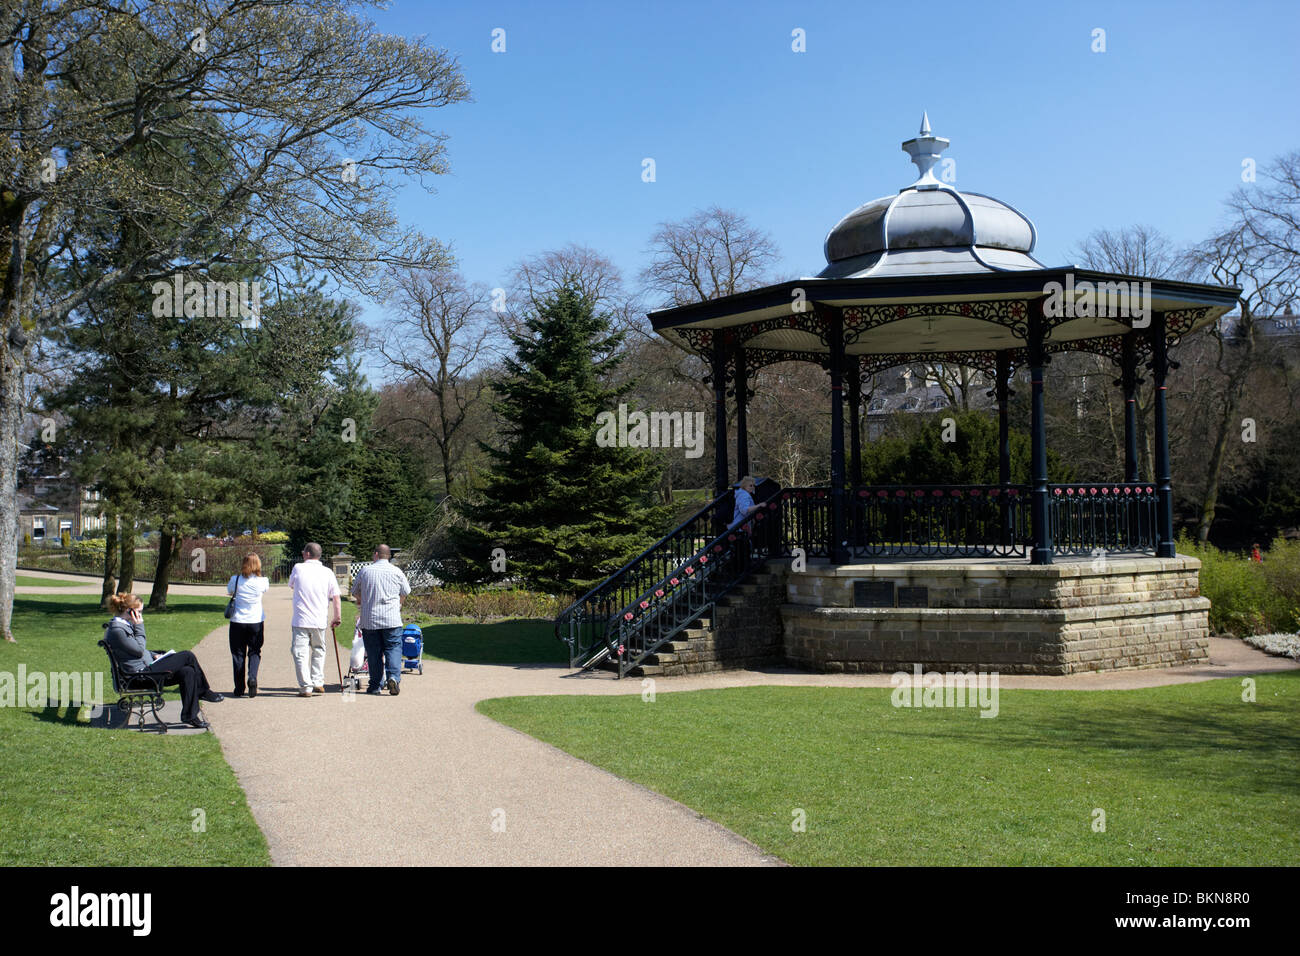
[227,553,271,697]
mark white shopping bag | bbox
[349,627,366,670]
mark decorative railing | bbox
[779,485,1031,558]
[778,487,833,557]
[853,484,1030,557]
[1048,482,1158,555]
[556,478,779,669]
[605,503,782,677]
[556,478,1159,676]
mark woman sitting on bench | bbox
[103,593,223,729]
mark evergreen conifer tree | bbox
[454,285,669,593]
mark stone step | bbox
[656,638,701,653]
[596,658,662,677]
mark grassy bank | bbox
[0,594,269,865]
[480,676,1299,866]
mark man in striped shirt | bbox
[351,543,412,695]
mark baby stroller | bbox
[401,623,424,675]
[343,626,369,692]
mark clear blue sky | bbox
[358,0,1300,374]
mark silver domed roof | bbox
[818,115,1042,279]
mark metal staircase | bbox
[555,479,781,678]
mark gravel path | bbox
[189,586,779,865]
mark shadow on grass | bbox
[30,705,96,727]
[892,678,1300,799]
[421,618,569,666]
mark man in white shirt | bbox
[350,543,411,695]
[288,542,342,697]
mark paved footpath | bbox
[189,586,779,866]
[19,573,1297,865]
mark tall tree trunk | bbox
[1197,319,1257,543]
[1197,382,1247,543]
[100,512,119,609]
[1137,381,1155,482]
[148,530,175,611]
[118,515,135,592]
[441,447,454,501]
[0,344,21,642]
[1105,388,1122,477]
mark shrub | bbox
[166,536,280,584]
[68,538,106,571]
[260,531,290,544]
[1260,536,1300,630]
[405,589,569,624]
[16,551,73,573]
[1179,532,1298,635]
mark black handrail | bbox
[556,478,779,668]
[604,500,783,676]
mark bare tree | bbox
[375,267,493,498]
[0,0,469,639]
[1070,225,1190,479]
[638,207,788,489]
[502,243,644,340]
[512,244,626,313]
[1185,173,1299,541]
[922,363,982,411]
[641,206,781,306]
[1071,225,1186,279]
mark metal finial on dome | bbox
[901,115,949,191]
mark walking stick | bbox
[331,624,343,691]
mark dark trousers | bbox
[229,621,265,695]
[143,650,211,722]
[362,626,404,693]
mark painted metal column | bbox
[1152,312,1176,557]
[711,343,729,507]
[995,350,1012,549]
[734,346,750,479]
[996,350,1011,487]
[827,311,850,564]
[1028,309,1053,565]
[847,360,863,488]
[1121,334,1140,482]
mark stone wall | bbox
[654,556,1211,677]
[779,557,1210,675]
[636,568,786,676]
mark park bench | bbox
[97,639,168,733]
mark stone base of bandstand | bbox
[774,555,1210,675]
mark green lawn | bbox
[15,574,84,588]
[418,618,566,665]
[478,676,1300,866]
[0,593,270,865]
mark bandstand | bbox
[558,117,1240,677]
